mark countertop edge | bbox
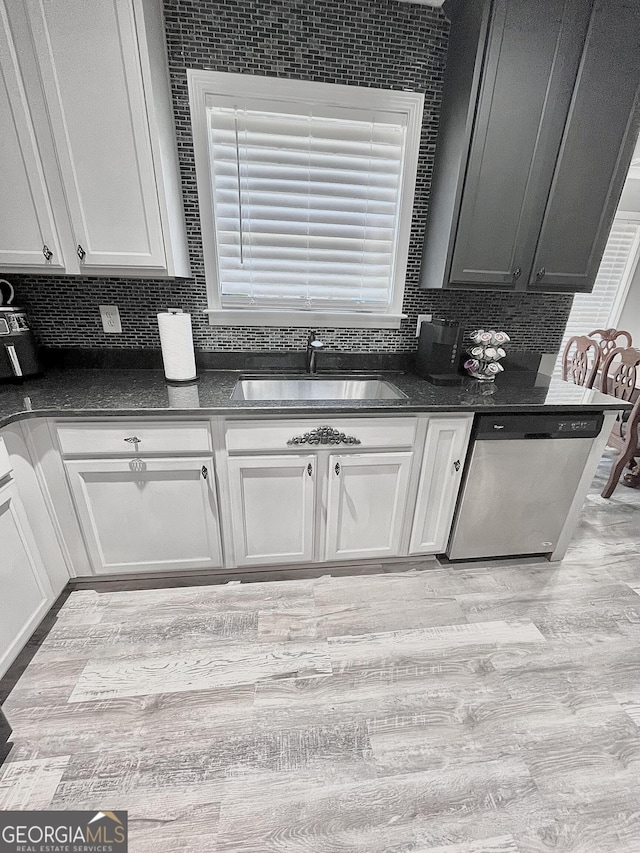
[0,400,632,431]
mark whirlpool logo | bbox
[0,810,128,852]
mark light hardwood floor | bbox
[1,450,639,852]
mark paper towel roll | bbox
[167,382,200,409]
[157,311,197,382]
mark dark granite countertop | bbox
[0,369,630,429]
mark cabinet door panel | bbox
[0,5,63,270]
[65,457,222,574]
[0,480,52,678]
[530,0,640,292]
[227,455,315,567]
[410,416,472,555]
[23,0,165,270]
[325,452,412,561]
[450,0,591,288]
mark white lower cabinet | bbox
[325,452,413,561]
[64,456,223,574]
[227,454,316,567]
[0,476,53,678]
[409,415,473,555]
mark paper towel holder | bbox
[158,307,200,384]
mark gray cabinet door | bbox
[529,0,640,292]
[450,0,591,289]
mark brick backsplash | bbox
[9,0,573,355]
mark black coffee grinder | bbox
[413,318,463,385]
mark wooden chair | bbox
[589,328,633,358]
[562,335,601,388]
[599,345,640,498]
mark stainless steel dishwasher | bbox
[447,412,604,560]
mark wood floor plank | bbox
[0,756,70,809]
[257,596,467,643]
[216,759,550,853]
[327,621,546,675]
[68,640,332,702]
[414,837,520,853]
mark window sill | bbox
[204,309,407,329]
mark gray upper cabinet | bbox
[528,0,640,291]
[421,0,640,294]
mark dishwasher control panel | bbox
[475,413,604,441]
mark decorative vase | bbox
[463,330,510,381]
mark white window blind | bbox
[208,106,406,311]
[554,218,640,378]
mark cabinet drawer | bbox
[225,417,417,452]
[55,421,212,457]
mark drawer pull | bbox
[335,462,341,476]
[77,243,86,262]
[123,436,141,444]
[201,465,208,480]
[42,244,53,261]
[287,426,361,447]
[453,459,461,472]
[307,462,313,477]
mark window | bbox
[554,216,640,379]
[187,72,424,328]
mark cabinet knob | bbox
[76,244,86,262]
[307,462,313,477]
[512,267,521,279]
[201,465,208,480]
[123,436,141,444]
[536,267,546,279]
[335,462,341,476]
[42,244,53,261]
[453,459,461,472]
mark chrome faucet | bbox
[306,332,325,374]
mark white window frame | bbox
[187,71,424,329]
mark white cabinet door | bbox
[0,5,64,271]
[0,477,53,678]
[64,457,222,575]
[227,455,316,567]
[325,452,413,561]
[22,0,166,271]
[409,415,473,555]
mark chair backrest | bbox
[600,345,640,401]
[589,328,633,357]
[562,335,601,388]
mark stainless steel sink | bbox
[231,375,407,401]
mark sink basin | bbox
[231,375,407,401]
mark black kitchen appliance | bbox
[414,318,463,385]
[0,280,41,381]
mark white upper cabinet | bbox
[0,0,189,277]
[0,4,64,271]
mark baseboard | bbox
[69,554,440,591]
